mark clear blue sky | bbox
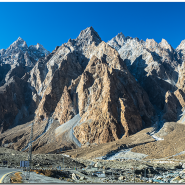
[0,2,185,52]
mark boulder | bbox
[182,164,185,169]
[156,176,163,180]
[72,173,79,180]
[148,178,153,183]
[118,176,125,181]
[179,179,185,183]
[94,162,103,168]
[170,176,182,183]
[80,176,85,180]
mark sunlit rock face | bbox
[73,42,155,145]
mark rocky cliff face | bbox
[108,34,185,126]
[0,75,36,133]
[0,37,50,85]
[73,42,155,145]
[1,27,185,153]
[0,38,50,133]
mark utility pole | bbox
[134,165,135,183]
[75,151,77,170]
[75,160,76,170]
[26,122,34,180]
[63,156,64,168]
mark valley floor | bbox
[1,122,185,183]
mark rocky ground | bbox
[1,155,185,183]
[1,122,185,183]
[132,122,185,160]
[61,122,185,162]
[1,121,185,183]
[0,147,85,169]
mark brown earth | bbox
[63,127,155,159]
[62,122,185,162]
[1,122,185,174]
[2,116,185,164]
[132,122,185,159]
[0,116,75,153]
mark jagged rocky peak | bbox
[117,32,125,38]
[145,38,158,49]
[145,38,174,53]
[1,37,50,61]
[0,36,50,85]
[76,26,102,46]
[36,43,42,49]
[9,37,28,50]
[176,40,185,62]
[30,43,45,50]
[107,32,126,50]
[28,43,50,57]
[112,32,126,42]
[176,40,185,51]
[159,38,173,51]
[90,41,124,70]
[108,32,143,52]
[0,49,5,56]
[50,27,102,67]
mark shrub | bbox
[10,172,23,183]
[44,170,54,177]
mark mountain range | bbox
[0,26,185,153]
